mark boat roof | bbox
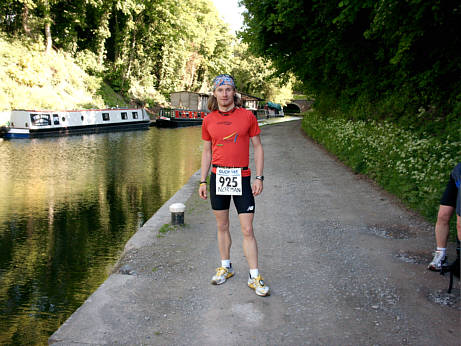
[12,107,143,113]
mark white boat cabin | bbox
[0,108,150,139]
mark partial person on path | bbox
[198,74,270,296]
[427,162,460,271]
[452,163,461,247]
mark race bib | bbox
[216,167,242,195]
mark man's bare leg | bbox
[210,209,235,285]
[214,209,231,260]
[428,205,454,271]
[238,212,258,269]
[435,205,454,248]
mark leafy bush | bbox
[74,49,106,75]
[128,78,168,108]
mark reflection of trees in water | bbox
[0,127,202,344]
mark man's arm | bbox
[251,135,264,196]
[199,140,212,199]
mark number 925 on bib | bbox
[216,167,242,196]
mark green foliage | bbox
[302,110,459,225]
[230,42,296,104]
[74,49,106,75]
[98,0,237,101]
[292,93,308,101]
[157,223,183,237]
[158,224,173,234]
[0,0,241,107]
[97,81,129,108]
[241,0,461,127]
[0,0,302,109]
[128,77,168,107]
[0,34,110,110]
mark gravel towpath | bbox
[50,119,460,345]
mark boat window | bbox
[81,116,84,121]
[62,117,66,122]
[121,112,128,120]
[53,114,59,125]
[30,114,51,126]
[132,112,138,119]
[102,113,110,121]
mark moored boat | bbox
[154,90,263,128]
[155,108,208,128]
[0,108,150,139]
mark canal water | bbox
[0,126,203,344]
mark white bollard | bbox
[169,203,185,225]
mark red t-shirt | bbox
[202,107,260,177]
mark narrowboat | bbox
[0,108,150,139]
[155,108,208,128]
[153,91,263,128]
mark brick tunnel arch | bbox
[290,100,313,112]
[283,103,301,114]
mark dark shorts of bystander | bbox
[440,175,458,208]
[210,173,255,214]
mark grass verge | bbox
[301,110,459,237]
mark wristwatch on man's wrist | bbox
[255,175,264,181]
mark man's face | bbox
[213,85,235,108]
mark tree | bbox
[240,0,461,122]
[230,42,295,105]
[0,0,295,107]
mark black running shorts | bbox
[440,175,457,207]
[210,173,255,214]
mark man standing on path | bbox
[198,74,270,297]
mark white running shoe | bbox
[427,251,447,271]
[211,266,234,285]
[248,274,270,296]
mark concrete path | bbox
[49,119,459,345]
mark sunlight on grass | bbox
[0,35,126,110]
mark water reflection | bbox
[0,127,203,344]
